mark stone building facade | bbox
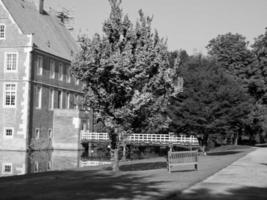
[0,0,84,151]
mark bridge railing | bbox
[81,131,199,146]
[127,134,199,145]
[80,131,109,141]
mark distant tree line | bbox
[168,31,267,150]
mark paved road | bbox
[179,147,267,200]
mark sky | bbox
[45,0,267,55]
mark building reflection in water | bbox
[0,145,167,177]
[0,145,111,177]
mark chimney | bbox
[29,0,45,14]
[38,0,44,14]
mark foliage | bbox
[207,32,266,142]
[251,29,267,104]
[72,0,181,140]
[206,33,254,79]
[167,56,252,146]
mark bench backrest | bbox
[168,150,198,164]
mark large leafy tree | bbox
[207,32,265,143]
[168,56,252,150]
[71,0,181,171]
[206,33,254,80]
[251,28,267,141]
[251,28,267,104]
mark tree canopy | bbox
[168,56,252,147]
[72,0,182,137]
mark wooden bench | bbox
[167,150,198,172]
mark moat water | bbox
[0,144,168,178]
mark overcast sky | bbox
[45,0,267,54]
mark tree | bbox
[207,32,267,143]
[206,33,254,80]
[71,0,181,171]
[168,56,252,151]
[251,28,267,104]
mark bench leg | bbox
[195,164,198,171]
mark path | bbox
[172,147,267,200]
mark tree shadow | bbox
[104,162,167,171]
[159,186,267,200]
[207,151,242,156]
[0,170,164,200]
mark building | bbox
[0,0,85,151]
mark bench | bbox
[167,150,198,172]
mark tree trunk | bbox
[112,148,119,172]
[234,132,239,146]
[121,144,126,161]
[202,134,208,155]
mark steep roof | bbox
[2,0,79,61]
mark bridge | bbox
[80,131,199,147]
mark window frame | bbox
[48,128,53,139]
[50,60,55,79]
[49,89,54,110]
[36,55,43,76]
[35,128,40,140]
[3,127,14,139]
[36,86,42,109]
[66,93,70,109]
[34,161,39,173]
[3,82,17,108]
[58,63,64,81]
[66,67,71,83]
[2,163,13,175]
[74,94,79,109]
[75,79,79,85]
[4,52,18,73]
[58,90,63,109]
[0,24,6,40]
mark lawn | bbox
[0,146,253,200]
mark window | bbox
[75,94,79,109]
[4,83,16,107]
[75,79,79,85]
[0,24,5,39]
[2,163,12,174]
[36,55,43,75]
[58,63,63,81]
[58,91,62,109]
[5,53,18,72]
[3,128,14,138]
[50,60,55,78]
[35,128,40,139]
[48,129,53,139]
[66,93,70,109]
[36,87,42,109]
[48,161,52,170]
[66,68,71,83]
[34,161,39,173]
[49,89,54,110]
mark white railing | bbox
[80,160,111,167]
[80,131,109,141]
[127,134,199,145]
[81,131,199,146]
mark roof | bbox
[2,0,79,61]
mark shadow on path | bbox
[207,151,242,156]
[159,186,267,200]
[0,170,163,200]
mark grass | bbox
[0,145,253,200]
